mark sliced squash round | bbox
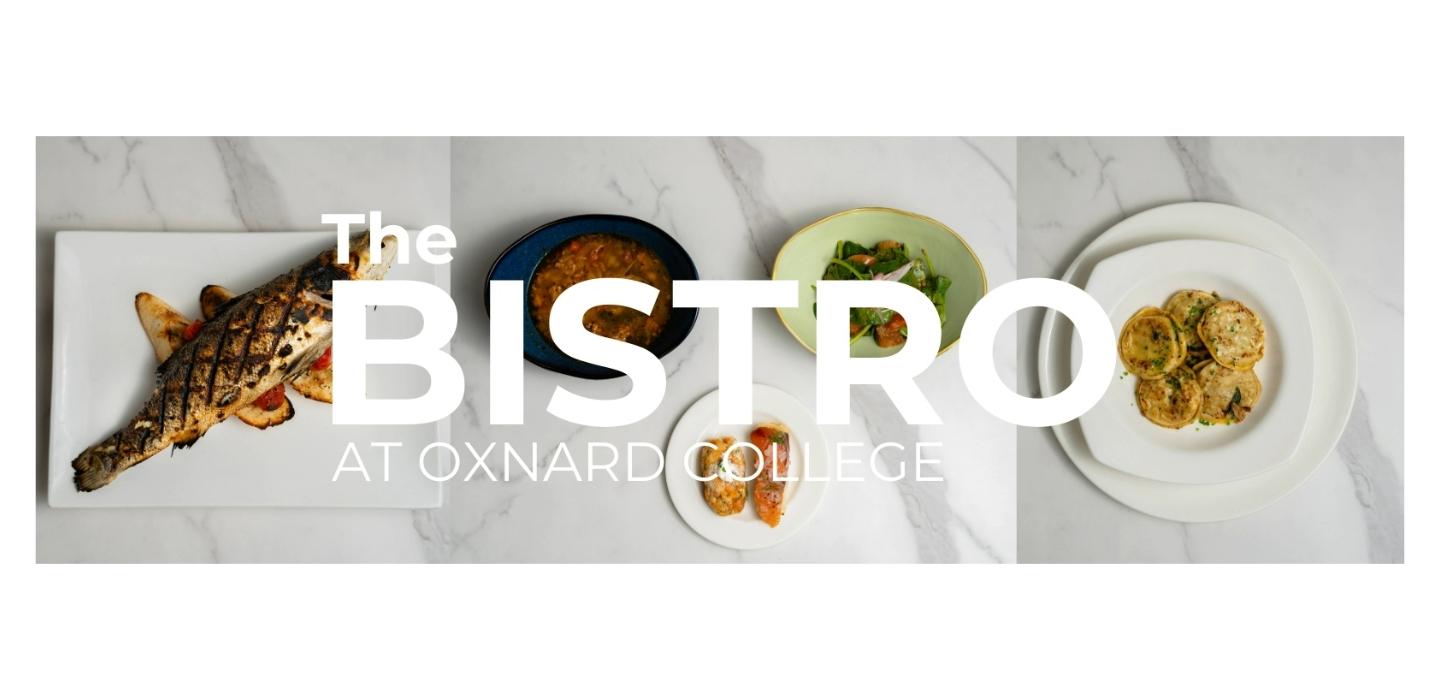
[1135,365,1202,429]
[1164,289,1219,355]
[1195,360,1262,425]
[1199,299,1266,370]
[1118,306,1185,380]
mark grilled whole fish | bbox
[72,232,396,492]
[135,290,297,429]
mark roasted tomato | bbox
[182,319,204,342]
[873,313,908,348]
[253,384,287,411]
[310,347,333,371]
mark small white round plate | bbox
[1038,203,1357,522]
[664,384,831,549]
[1075,239,1315,485]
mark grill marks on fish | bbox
[197,281,316,422]
[235,295,266,391]
[176,338,201,431]
[208,296,263,407]
[267,272,305,375]
[198,330,224,424]
[161,354,184,441]
[154,377,166,437]
[70,234,385,492]
[203,304,234,403]
[155,373,168,439]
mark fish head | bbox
[346,230,400,280]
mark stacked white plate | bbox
[1037,203,1358,522]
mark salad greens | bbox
[815,239,952,348]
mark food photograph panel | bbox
[1016,137,1403,563]
[37,137,454,562]
[449,137,1017,562]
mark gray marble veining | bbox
[1336,389,1404,562]
[1164,136,1238,203]
[213,137,290,230]
[852,385,1002,563]
[709,136,795,276]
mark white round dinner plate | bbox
[664,384,831,549]
[1038,203,1358,522]
[1075,239,1315,484]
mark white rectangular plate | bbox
[49,231,447,508]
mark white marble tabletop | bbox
[36,136,1017,562]
[1017,137,1403,562]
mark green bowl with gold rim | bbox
[771,207,987,357]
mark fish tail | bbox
[71,405,177,492]
[72,436,128,492]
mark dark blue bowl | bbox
[484,214,700,379]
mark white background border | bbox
[6,1,1432,697]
